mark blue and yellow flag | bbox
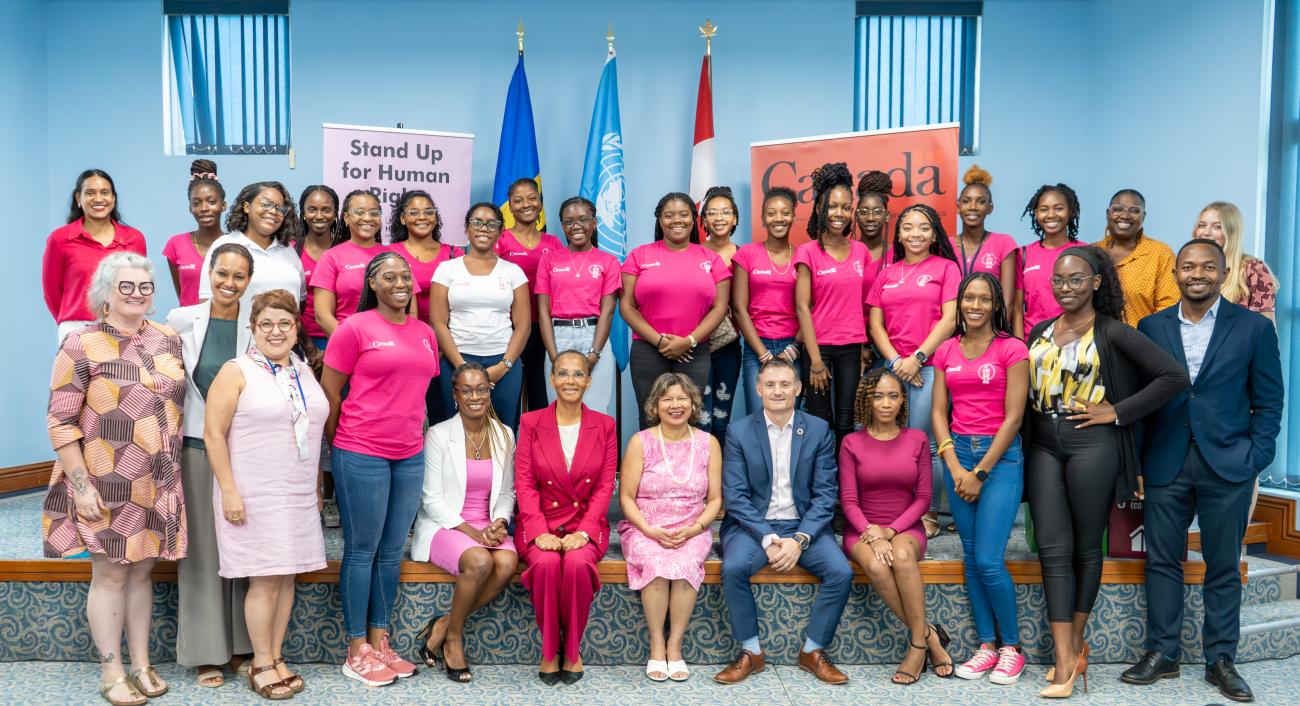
[493,55,545,230]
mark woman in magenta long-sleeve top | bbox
[839,368,952,685]
[514,350,618,686]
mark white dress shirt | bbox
[1177,297,1221,383]
[761,411,798,548]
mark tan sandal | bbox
[99,675,146,706]
[128,665,168,697]
[248,662,294,700]
[196,665,224,688]
[273,657,305,693]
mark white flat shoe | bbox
[668,660,690,681]
[646,659,669,682]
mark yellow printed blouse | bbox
[1095,235,1180,326]
[1028,322,1106,413]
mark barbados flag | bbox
[493,55,545,230]
[580,50,628,371]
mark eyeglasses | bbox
[117,281,155,296]
[467,218,503,231]
[704,209,736,218]
[1108,205,1144,217]
[455,385,492,397]
[348,208,383,219]
[561,215,596,228]
[553,370,588,381]
[405,208,437,218]
[256,320,296,333]
[856,207,887,217]
[257,199,291,216]
[1050,275,1097,290]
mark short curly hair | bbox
[853,367,909,428]
[641,372,704,426]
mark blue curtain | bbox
[1263,0,1299,490]
[167,14,291,155]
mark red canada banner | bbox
[749,123,960,247]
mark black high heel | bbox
[538,670,562,686]
[559,668,584,685]
[443,635,472,683]
[415,613,445,669]
[893,639,928,685]
[928,624,954,678]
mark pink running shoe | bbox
[377,634,418,678]
[954,644,999,680]
[342,643,398,687]
[989,645,1026,685]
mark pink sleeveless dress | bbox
[617,428,713,590]
[426,458,517,575]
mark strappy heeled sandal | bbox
[928,624,955,678]
[892,639,928,685]
[272,658,304,693]
[247,662,293,700]
[416,613,446,668]
[99,675,146,706]
[128,665,168,697]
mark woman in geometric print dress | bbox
[43,252,187,706]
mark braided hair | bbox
[355,251,411,315]
[1022,183,1080,242]
[701,185,739,238]
[856,170,893,206]
[295,184,340,254]
[806,162,856,245]
[388,190,441,244]
[954,272,1013,338]
[1056,245,1125,322]
[652,192,699,244]
[452,362,515,458]
[853,367,909,428]
[890,204,958,263]
[187,158,224,200]
[558,196,598,247]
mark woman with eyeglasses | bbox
[164,159,226,307]
[295,185,341,350]
[199,181,304,312]
[44,252,185,705]
[203,289,328,700]
[322,252,440,686]
[854,170,894,369]
[952,166,1017,312]
[311,191,390,338]
[496,178,566,414]
[535,196,620,415]
[1095,188,1179,326]
[1024,246,1186,698]
[733,187,801,416]
[1014,184,1087,339]
[512,350,617,685]
[43,168,147,343]
[621,192,733,429]
[432,203,531,431]
[700,186,742,441]
[411,362,518,684]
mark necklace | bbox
[765,244,793,276]
[466,423,489,460]
[569,247,595,278]
[895,257,925,285]
[1057,314,1095,334]
[655,425,696,484]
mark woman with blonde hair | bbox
[1193,201,1278,322]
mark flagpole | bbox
[517,19,525,56]
[605,21,625,442]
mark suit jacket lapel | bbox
[449,416,469,495]
[193,303,211,357]
[1197,300,1234,385]
[754,413,774,493]
[568,405,599,495]
[1162,309,1187,368]
[790,412,807,494]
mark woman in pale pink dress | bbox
[618,373,723,682]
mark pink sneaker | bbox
[377,634,418,678]
[954,644,999,680]
[989,645,1026,685]
[342,643,398,687]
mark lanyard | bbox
[958,233,987,278]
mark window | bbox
[854,1,981,154]
[163,1,291,155]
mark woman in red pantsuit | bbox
[515,349,618,686]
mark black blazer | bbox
[1024,314,1189,499]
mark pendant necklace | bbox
[656,425,696,484]
[467,424,488,460]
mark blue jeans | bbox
[331,447,425,639]
[439,352,524,431]
[705,339,742,441]
[740,337,799,419]
[944,434,1023,645]
[905,365,943,510]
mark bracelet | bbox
[889,356,901,368]
[656,334,666,348]
[936,438,955,455]
[810,365,827,374]
[759,350,774,363]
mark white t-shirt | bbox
[558,422,581,471]
[432,257,529,356]
[197,232,306,309]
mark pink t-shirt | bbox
[496,229,565,320]
[310,241,390,327]
[867,254,961,364]
[933,335,1029,435]
[162,233,205,307]
[732,243,799,339]
[299,248,325,339]
[622,241,731,340]
[861,246,888,326]
[951,231,1018,278]
[535,247,621,319]
[1017,240,1087,332]
[390,240,458,324]
[324,309,440,458]
[794,240,869,346]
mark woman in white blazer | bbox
[165,242,254,687]
[410,362,518,683]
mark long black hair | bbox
[1022,183,1081,242]
[355,251,411,314]
[652,192,699,244]
[806,162,855,244]
[388,190,441,244]
[335,189,382,246]
[67,169,123,224]
[558,195,598,247]
[225,181,298,246]
[954,272,1012,338]
[295,184,340,253]
[1055,245,1125,322]
[890,204,958,263]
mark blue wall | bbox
[2,0,1277,465]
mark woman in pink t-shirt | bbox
[311,190,389,338]
[795,163,870,446]
[621,192,732,429]
[854,170,894,363]
[952,165,1017,313]
[1013,183,1085,338]
[929,272,1030,684]
[733,187,800,415]
[164,159,225,307]
[295,184,340,349]
[700,185,743,442]
[322,251,440,685]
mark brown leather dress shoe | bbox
[798,648,849,684]
[714,651,766,684]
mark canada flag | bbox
[688,54,715,217]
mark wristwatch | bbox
[687,334,699,349]
[502,358,515,370]
[912,349,929,364]
[973,468,989,482]
[587,348,601,358]
[794,533,811,551]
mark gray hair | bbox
[87,252,154,319]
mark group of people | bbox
[39,158,1281,703]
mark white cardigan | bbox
[167,301,252,441]
[410,415,516,562]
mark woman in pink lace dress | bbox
[618,373,722,682]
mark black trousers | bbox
[801,343,861,446]
[1144,442,1253,663]
[1026,412,1120,623]
[629,339,711,430]
[520,323,549,413]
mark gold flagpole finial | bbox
[699,19,717,56]
[517,19,525,55]
[606,22,615,54]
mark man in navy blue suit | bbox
[1122,239,1283,703]
[713,358,852,685]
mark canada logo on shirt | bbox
[751,268,772,275]
[1024,264,1041,273]
[179,263,196,271]
[978,363,996,384]
[946,365,963,373]
[344,263,365,270]
[916,274,933,287]
[371,340,396,348]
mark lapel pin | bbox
[796,427,805,436]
